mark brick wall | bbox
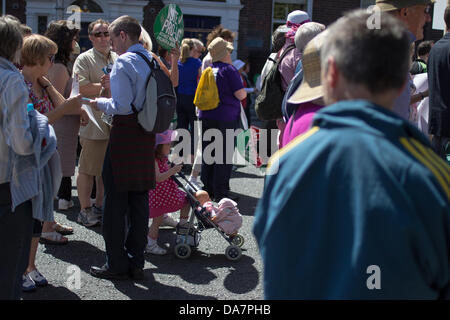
[237,0,273,82]
[5,0,27,23]
[142,0,165,53]
[312,0,361,26]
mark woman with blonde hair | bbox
[20,33,85,290]
[176,38,204,166]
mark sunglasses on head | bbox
[92,31,110,38]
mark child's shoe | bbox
[145,243,167,255]
[26,269,48,287]
[22,274,36,292]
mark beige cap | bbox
[376,0,435,12]
[288,31,327,105]
[208,37,234,62]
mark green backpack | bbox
[255,45,295,121]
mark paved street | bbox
[23,161,266,300]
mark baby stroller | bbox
[171,171,245,261]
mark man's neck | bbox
[94,46,110,57]
[336,84,398,111]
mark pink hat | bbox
[155,129,177,147]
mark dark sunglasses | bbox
[48,54,55,63]
[92,31,110,38]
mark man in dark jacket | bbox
[88,16,155,280]
[428,6,450,163]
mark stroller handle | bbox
[169,162,202,208]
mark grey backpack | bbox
[131,51,176,133]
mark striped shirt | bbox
[0,57,34,184]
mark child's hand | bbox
[171,163,183,174]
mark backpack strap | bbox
[276,44,296,65]
[130,51,157,113]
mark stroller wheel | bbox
[225,245,242,261]
[231,234,245,247]
[174,243,191,259]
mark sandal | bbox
[40,231,68,245]
[53,222,74,235]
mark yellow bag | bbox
[194,67,220,111]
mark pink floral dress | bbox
[148,156,188,218]
[25,80,54,113]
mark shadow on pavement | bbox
[22,284,81,300]
[146,231,260,295]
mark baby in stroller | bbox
[172,174,245,260]
[195,190,243,236]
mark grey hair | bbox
[0,15,23,62]
[271,25,288,53]
[294,22,326,54]
[320,9,411,94]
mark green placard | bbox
[153,4,184,50]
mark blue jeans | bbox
[0,183,33,299]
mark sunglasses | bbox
[48,54,55,63]
[92,31,110,38]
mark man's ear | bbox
[325,57,339,89]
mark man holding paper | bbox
[73,19,118,227]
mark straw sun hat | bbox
[287,31,327,105]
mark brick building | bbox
[1,0,444,79]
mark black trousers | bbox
[200,118,238,200]
[0,183,33,300]
[431,135,450,163]
[176,93,196,156]
[57,176,72,201]
[101,146,149,273]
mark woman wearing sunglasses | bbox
[20,33,86,292]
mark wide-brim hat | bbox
[287,31,327,105]
[208,37,234,63]
[376,0,435,11]
[155,129,178,147]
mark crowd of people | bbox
[1,0,450,300]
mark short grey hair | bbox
[321,9,411,94]
[109,15,141,42]
[0,15,23,62]
[294,22,326,54]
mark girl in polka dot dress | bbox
[147,130,191,255]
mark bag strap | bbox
[130,51,157,113]
[276,44,296,66]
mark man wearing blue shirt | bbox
[253,10,450,299]
[88,16,155,280]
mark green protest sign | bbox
[153,4,184,50]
